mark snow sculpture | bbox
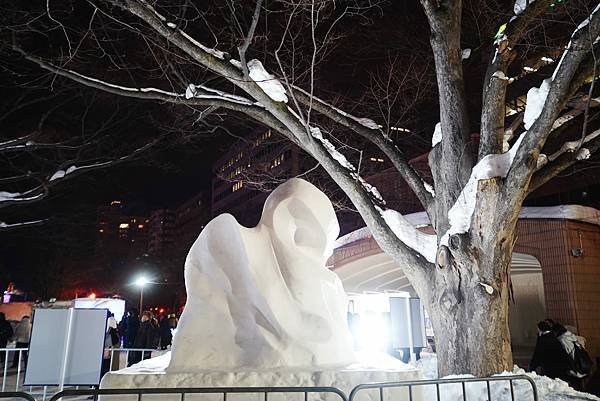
[167,178,355,372]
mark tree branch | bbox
[291,85,435,216]
[479,0,554,158]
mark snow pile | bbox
[441,134,525,246]
[414,354,600,401]
[514,0,535,15]
[524,79,551,130]
[432,123,442,147]
[379,208,437,263]
[462,49,471,60]
[247,59,288,103]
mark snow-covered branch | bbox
[0,219,47,232]
[291,86,435,214]
[506,5,600,193]
[0,137,161,209]
[529,128,600,193]
[479,0,555,158]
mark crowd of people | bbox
[529,319,592,390]
[114,309,178,367]
[0,313,31,368]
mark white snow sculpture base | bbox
[100,351,423,401]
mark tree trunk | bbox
[424,226,515,377]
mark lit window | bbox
[232,181,244,192]
[110,200,121,205]
[119,223,129,229]
[99,229,104,233]
[271,154,285,169]
[138,224,144,229]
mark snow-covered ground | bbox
[413,353,599,401]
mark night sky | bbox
[1,0,599,307]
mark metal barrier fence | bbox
[47,386,349,401]
[1,348,167,395]
[0,391,36,401]
[349,375,538,401]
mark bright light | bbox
[88,292,97,299]
[135,276,150,287]
[348,293,392,351]
[119,223,129,229]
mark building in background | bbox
[211,130,304,227]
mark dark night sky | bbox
[1,0,599,304]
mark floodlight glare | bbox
[135,276,150,287]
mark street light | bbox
[135,275,150,312]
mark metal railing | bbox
[1,349,29,392]
[349,375,538,401]
[0,391,36,401]
[0,347,167,396]
[47,386,349,401]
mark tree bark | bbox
[425,223,515,377]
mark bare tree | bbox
[3,0,600,376]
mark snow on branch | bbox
[440,134,526,246]
[551,3,600,82]
[292,85,379,130]
[290,85,434,210]
[16,48,258,110]
[379,208,437,263]
[0,219,47,231]
[247,60,288,103]
[309,127,383,202]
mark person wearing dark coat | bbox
[0,313,14,366]
[122,309,139,349]
[128,312,159,366]
[159,316,172,350]
[529,321,572,380]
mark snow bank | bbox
[524,79,551,130]
[247,59,288,103]
[414,354,599,401]
[441,134,525,246]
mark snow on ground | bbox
[413,354,599,401]
[247,59,288,103]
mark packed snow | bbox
[102,350,420,401]
[523,79,551,130]
[432,123,442,147]
[379,207,437,263]
[168,179,354,372]
[440,134,525,246]
[413,354,600,401]
[247,59,288,103]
